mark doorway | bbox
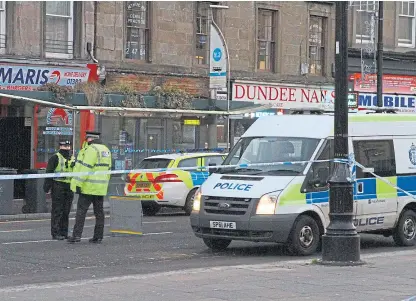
[146,128,164,157]
[0,117,31,198]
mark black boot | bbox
[88,238,102,244]
[52,235,65,240]
[68,236,81,243]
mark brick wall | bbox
[106,73,209,97]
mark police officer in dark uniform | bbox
[43,140,75,240]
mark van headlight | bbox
[192,189,202,212]
[256,193,279,215]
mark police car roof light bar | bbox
[178,148,226,154]
[289,108,326,115]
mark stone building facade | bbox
[1,1,416,174]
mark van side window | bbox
[353,140,396,178]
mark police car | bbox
[191,109,416,255]
[125,151,226,216]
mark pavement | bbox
[1,249,415,300]
[1,212,416,300]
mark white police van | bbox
[190,109,416,255]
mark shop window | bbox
[309,16,326,76]
[398,1,416,47]
[0,1,5,54]
[99,115,137,171]
[257,9,276,72]
[353,140,396,178]
[355,1,378,43]
[45,1,74,59]
[125,1,150,61]
[35,107,75,168]
[172,121,196,150]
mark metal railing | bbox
[0,33,6,50]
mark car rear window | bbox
[137,159,172,169]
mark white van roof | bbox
[242,113,416,139]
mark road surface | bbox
[0,211,415,290]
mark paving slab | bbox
[1,249,415,301]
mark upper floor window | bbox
[309,16,327,75]
[355,1,378,43]
[195,2,210,65]
[0,1,5,54]
[125,1,150,60]
[45,1,74,59]
[257,9,276,72]
[398,1,416,47]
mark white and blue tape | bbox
[0,159,349,180]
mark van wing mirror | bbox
[208,163,218,175]
[309,166,330,187]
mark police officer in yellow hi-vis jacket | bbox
[44,140,75,240]
[68,131,111,244]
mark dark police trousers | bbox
[51,181,74,238]
[72,193,105,239]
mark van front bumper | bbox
[190,213,298,243]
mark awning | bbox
[0,92,273,116]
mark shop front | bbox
[0,62,99,173]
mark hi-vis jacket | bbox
[70,141,112,196]
[54,152,75,184]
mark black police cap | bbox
[59,140,72,146]
[85,131,101,138]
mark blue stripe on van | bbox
[308,191,329,204]
[355,178,377,200]
[397,175,416,197]
[302,175,416,205]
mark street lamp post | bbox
[210,5,231,151]
[321,1,361,264]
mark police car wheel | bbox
[184,188,198,216]
[203,238,232,251]
[287,215,320,256]
[393,210,416,247]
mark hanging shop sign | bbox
[353,73,416,95]
[0,63,98,91]
[232,81,335,109]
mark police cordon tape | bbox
[353,161,416,200]
[1,158,415,201]
[0,159,349,180]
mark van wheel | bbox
[203,238,232,251]
[184,188,198,216]
[142,203,161,216]
[393,210,416,246]
[287,215,320,256]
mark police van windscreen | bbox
[221,136,319,175]
[137,159,172,169]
